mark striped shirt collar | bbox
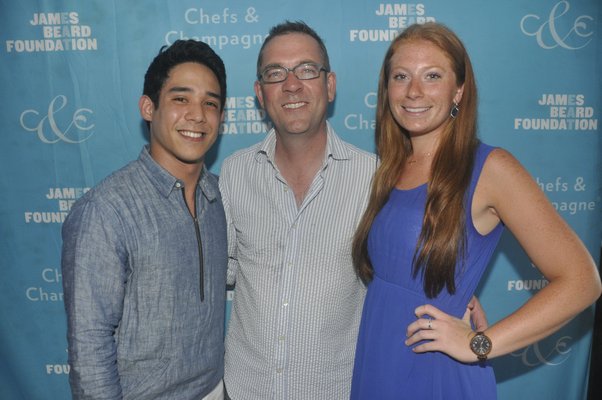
[254,121,353,164]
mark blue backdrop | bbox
[1,1,600,399]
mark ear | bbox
[139,95,155,122]
[454,84,464,105]
[254,80,265,109]
[326,71,337,102]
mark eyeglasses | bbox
[258,62,329,84]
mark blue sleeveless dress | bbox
[351,144,503,400]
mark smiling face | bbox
[254,33,336,138]
[139,62,223,176]
[387,39,464,140]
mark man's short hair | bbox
[256,20,330,79]
[143,40,227,110]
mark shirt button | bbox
[276,368,283,374]
[175,182,182,188]
[278,335,285,341]
[283,187,288,192]
[283,302,289,307]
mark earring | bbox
[450,102,459,119]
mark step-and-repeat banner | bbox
[1,1,599,399]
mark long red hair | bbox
[352,22,479,298]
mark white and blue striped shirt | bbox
[220,123,377,400]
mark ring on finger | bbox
[427,318,432,330]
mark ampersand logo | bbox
[511,336,572,366]
[19,95,94,143]
[520,1,594,50]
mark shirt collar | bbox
[254,121,352,164]
[138,145,218,202]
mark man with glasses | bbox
[219,20,376,400]
[219,21,486,400]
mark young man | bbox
[62,40,228,399]
[219,21,376,400]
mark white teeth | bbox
[180,130,204,138]
[283,102,305,109]
[404,107,430,113]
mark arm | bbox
[218,169,239,286]
[62,200,127,399]
[406,149,601,362]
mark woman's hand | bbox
[405,304,480,363]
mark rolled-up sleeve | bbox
[61,198,127,399]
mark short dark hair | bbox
[256,20,330,78]
[143,39,227,110]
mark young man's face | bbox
[255,33,335,138]
[139,62,223,175]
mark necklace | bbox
[407,152,432,164]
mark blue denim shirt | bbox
[62,146,227,399]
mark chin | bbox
[286,122,312,134]
[180,158,206,166]
[176,150,207,164]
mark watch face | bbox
[471,334,492,355]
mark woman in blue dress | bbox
[350,22,601,399]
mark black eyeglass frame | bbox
[258,62,329,84]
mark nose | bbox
[185,105,206,123]
[406,78,423,99]
[281,71,302,93]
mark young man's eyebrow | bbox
[167,86,192,94]
[167,86,220,100]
